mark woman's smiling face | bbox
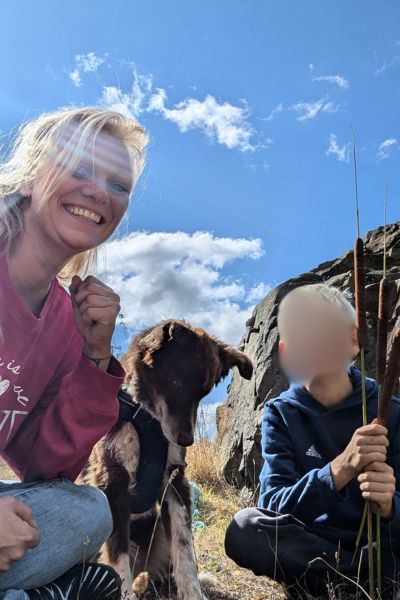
[23,130,134,254]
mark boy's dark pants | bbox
[225,508,400,597]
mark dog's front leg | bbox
[165,466,207,600]
[101,423,140,600]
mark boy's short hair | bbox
[277,283,356,336]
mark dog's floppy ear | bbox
[139,322,171,367]
[219,345,253,380]
[139,320,187,367]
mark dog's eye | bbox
[172,379,181,389]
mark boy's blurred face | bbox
[278,292,359,383]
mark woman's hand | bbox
[69,275,120,368]
[330,419,389,491]
[358,461,396,519]
[0,497,41,572]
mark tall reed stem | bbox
[376,511,381,599]
[367,504,375,598]
[376,190,388,599]
[354,238,373,598]
[352,129,374,598]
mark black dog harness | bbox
[117,388,169,514]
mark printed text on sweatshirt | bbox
[0,250,124,482]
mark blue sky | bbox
[1,1,399,419]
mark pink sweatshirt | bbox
[0,250,124,482]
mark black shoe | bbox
[27,562,121,600]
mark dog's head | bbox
[122,320,253,447]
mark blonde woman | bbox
[0,107,148,599]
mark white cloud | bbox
[291,98,338,122]
[75,52,106,72]
[69,69,82,87]
[374,56,400,77]
[312,74,349,90]
[377,138,398,160]
[263,102,283,122]
[99,68,259,152]
[130,71,153,114]
[96,231,265,344]
[100,70,154,118]
[326,133,351,163]
[100,87,137,118]
[147,88,257,152]
[69,52,107,87]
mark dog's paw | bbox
[132,571,150,595]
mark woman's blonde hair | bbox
[0,106,148,279]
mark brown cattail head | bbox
[378,329,400,425]
[354,237,368,349]
[376,277,391,385]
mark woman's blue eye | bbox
[110,182,130,194]
[71,166,130,194]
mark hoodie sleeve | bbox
[258,403,348,524]
[3,353,124,482]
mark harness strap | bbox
[117,388,169,514]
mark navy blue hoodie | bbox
[258,365,400,547]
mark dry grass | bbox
[186,438,220,486]
[184,439,285,600]
[190,483,285,600]
[0,459,15,481]
[143,477,285,600]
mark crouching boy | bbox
[225,284,400,598]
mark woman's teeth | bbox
[65,205,102,224]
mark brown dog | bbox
[79,319,253,600]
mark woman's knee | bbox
[0,481,113,590]
[71,484,113,553]
[31,481,113,567]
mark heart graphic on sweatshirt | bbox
[0,377,10,396]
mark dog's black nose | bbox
[177,432,194,447]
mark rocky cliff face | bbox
[218,222,400,490]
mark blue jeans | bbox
[0,479,113,599]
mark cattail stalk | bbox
[378,330,400,426]
[354,238,368,352]
[367,507,375,598]
[352,127,360,239]
[376,191,389,599]
[376,329,400,599]
[352,129,375,599]
[353,235,373,598]
[354,237,368,423]
[376,278,390,390]
[375,276,389,600]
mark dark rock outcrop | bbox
[219,222,400,490]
